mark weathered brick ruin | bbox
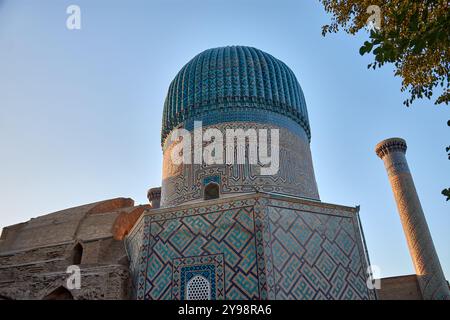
[0,198,148,299]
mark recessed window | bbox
[72,243,83,265]
[204,182,220,200]
[186,275,211,300]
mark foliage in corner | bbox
[320,0,449,107]
[320,0,449,202]
[444,119,450,201]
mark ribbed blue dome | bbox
[162,46,310,145]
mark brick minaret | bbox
[376,138,450,300]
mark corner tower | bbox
[160,46,319,207]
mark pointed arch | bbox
[42,286,74,300]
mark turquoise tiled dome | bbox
[162,46,311,144]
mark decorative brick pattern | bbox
[265,205,372,299]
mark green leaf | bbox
[442,188,450,201]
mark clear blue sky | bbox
[0,0,449,280]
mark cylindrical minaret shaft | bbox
[376,138,450,300]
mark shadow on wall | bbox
[72,243,83,265]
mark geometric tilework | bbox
[138,200,261,300]
[265,205,373,299]
[126,194,376,300]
